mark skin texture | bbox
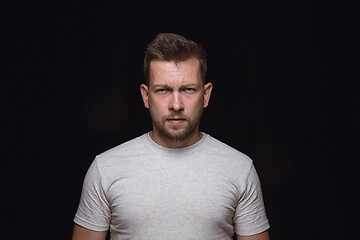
[140,58,213,148]
[236,231,270,240]
[72,224,107,240]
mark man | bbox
[73,33,270,240]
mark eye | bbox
[184,88,196,94]
[155,88,169,93]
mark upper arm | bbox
[236,231,270,240]
[234,164,269,236]
[74,159,111,230]
[72,224,108,240]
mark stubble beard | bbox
[150,108,204,142]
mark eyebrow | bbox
[152,84,170,88]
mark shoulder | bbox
[201,134,254,174]
[206,135,252,162]
[199,134,258,194]
[94,134,149,167]
[87,134,150,186]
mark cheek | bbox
[149,97,168,113]
[186,97,203,113]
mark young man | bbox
[72,33,270,240]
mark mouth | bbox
[166,117,186,124]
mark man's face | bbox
[140,58,212,147]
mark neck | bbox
[150,130,202,148]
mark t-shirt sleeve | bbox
[74,158,111,231]
[233,163,270,236]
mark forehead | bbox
[149,58,201,86]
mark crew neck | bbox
[142,132,210,156]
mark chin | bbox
[164,128,196,142]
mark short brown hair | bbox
[144,33,207,85]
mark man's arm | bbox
[236,230,270,240]
[72,224,107,240]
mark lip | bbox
[167,118,186,124]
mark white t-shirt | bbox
[74,133,269,239]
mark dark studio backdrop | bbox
[3,0,359,239]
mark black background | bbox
[3,0,359,239]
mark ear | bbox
[203,82,213,108]
[140,84,150,109]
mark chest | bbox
[106,160,240,232]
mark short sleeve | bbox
[233,164,270,236]
[74,158,111,231]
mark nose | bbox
[169,91,184,112]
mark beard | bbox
[149,107,204,142]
